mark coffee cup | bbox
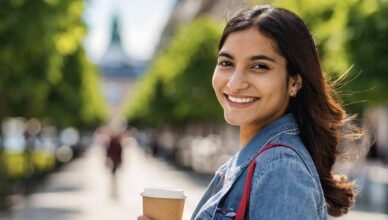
[141,187,186,220]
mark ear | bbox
[288,74,302,90]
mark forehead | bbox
[221,27,282,60]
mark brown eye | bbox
[218,60,233,67]
[252,63,269,70]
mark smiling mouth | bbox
[224,94,260,105]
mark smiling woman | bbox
[212,27,301,146]
[138,4,361,220]
[190,5,361,220]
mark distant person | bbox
[106,133,123,175]
[149,131,159,156]
[139,5,362,220]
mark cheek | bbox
[258,75,288,101]
[211,71,217,91]
[212,70,223,95]
[269,82,290,106]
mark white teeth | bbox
[228,95,256,103]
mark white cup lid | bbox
[141,187,186,199]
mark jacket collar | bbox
[236,113,299,166]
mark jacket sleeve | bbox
[191,170,223,220]
[248,156,322,220]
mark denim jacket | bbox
[192,113,328,220]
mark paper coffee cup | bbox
[141,187,186,220]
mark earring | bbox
[290,89,297,97]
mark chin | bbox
[224,114,245,126]
[225,120,240,126]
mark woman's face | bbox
[213,27,295,130]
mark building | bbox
[99,15,148,118]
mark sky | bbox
[82,0,176,63]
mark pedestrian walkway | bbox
[0,139,211,220]
[336,211,388,220]
[0,138,387,220]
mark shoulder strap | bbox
[234,143,292,220]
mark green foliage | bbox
[344,0,388,111]
[80,53,107,127]
[267,0,353,75]
[126,17,224,127]
[0,0,107,128]
[3,153,26,179]
[43,48,107,128]
[2,152,55,179]
[32,152,56,174]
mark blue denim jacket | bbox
[192,113,328,220]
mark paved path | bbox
[1,139,388,220]
[0,140,211,220]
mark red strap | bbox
[234,143,291,220]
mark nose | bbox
[227,69,249,92]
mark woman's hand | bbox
[137,216,152,220]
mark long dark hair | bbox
[218,5,361,216]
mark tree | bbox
[126,17,223,127]
[0,0,107,128]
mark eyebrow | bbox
[218,51,276,63]
[218,52,234,60]
[251,55,276,63]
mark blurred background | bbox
[0,0,388,219]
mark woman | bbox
[140,5,359,220]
